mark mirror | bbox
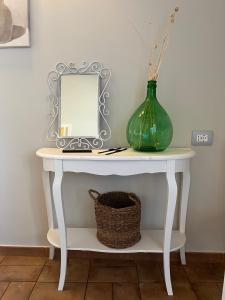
[47,62,111,150]
[60,74,99,138]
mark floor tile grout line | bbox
[183,261,224,286]
[134,259,143,300]
[28,260,48,299]
[0,257,5,265]
[43,256,50,266]
[0,264,46,267]
[28,281,39,300]
[190,286,202,300]
[0,255,47,264]
[83,259,91,300]
[0,282,10,300]
[0,281,38,283]
[176,262,208,300]
[159,263,166,291]
[191,281,224,295]
[20,282,36,300]
[158,258,200,296]
[0,256,223,299]
[180,262,192,285]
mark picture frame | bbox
[0,0,30,48]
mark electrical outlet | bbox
[192,130,213,146]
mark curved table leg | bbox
[52,160,67,291]
[179,161,191,265]
[164,160,177,296]
[42,170,55,260]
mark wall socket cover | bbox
[192,130,213,146]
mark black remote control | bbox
[62,149,92,153]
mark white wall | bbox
[0,0,224,252]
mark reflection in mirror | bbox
[60,74,99,138]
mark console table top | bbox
[36,147,195,161]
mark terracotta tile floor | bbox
[0,255,223,299]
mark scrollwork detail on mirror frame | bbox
[47,61,111,150]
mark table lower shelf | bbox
[47,228,186,253]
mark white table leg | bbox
[52,160,67,291]
[164,160,177,296]
[179,161,191,265]
[42,170,55,260]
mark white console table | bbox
[36,147,195,296]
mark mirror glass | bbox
[60,74,99,138]
[48,61,111,150]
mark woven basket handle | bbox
[89,189,101,201]
[128,193,140,205]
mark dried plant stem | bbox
[154,36,170,80]
[149,7,179,81]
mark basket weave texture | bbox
[89,189,141,249]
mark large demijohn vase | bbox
[127,80,173,152]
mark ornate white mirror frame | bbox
[47,61,111,150]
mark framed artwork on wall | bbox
[0,0,30,48]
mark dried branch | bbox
[149,7,179,81]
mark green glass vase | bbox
[127,80,173,152]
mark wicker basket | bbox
[89,189,141,249]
